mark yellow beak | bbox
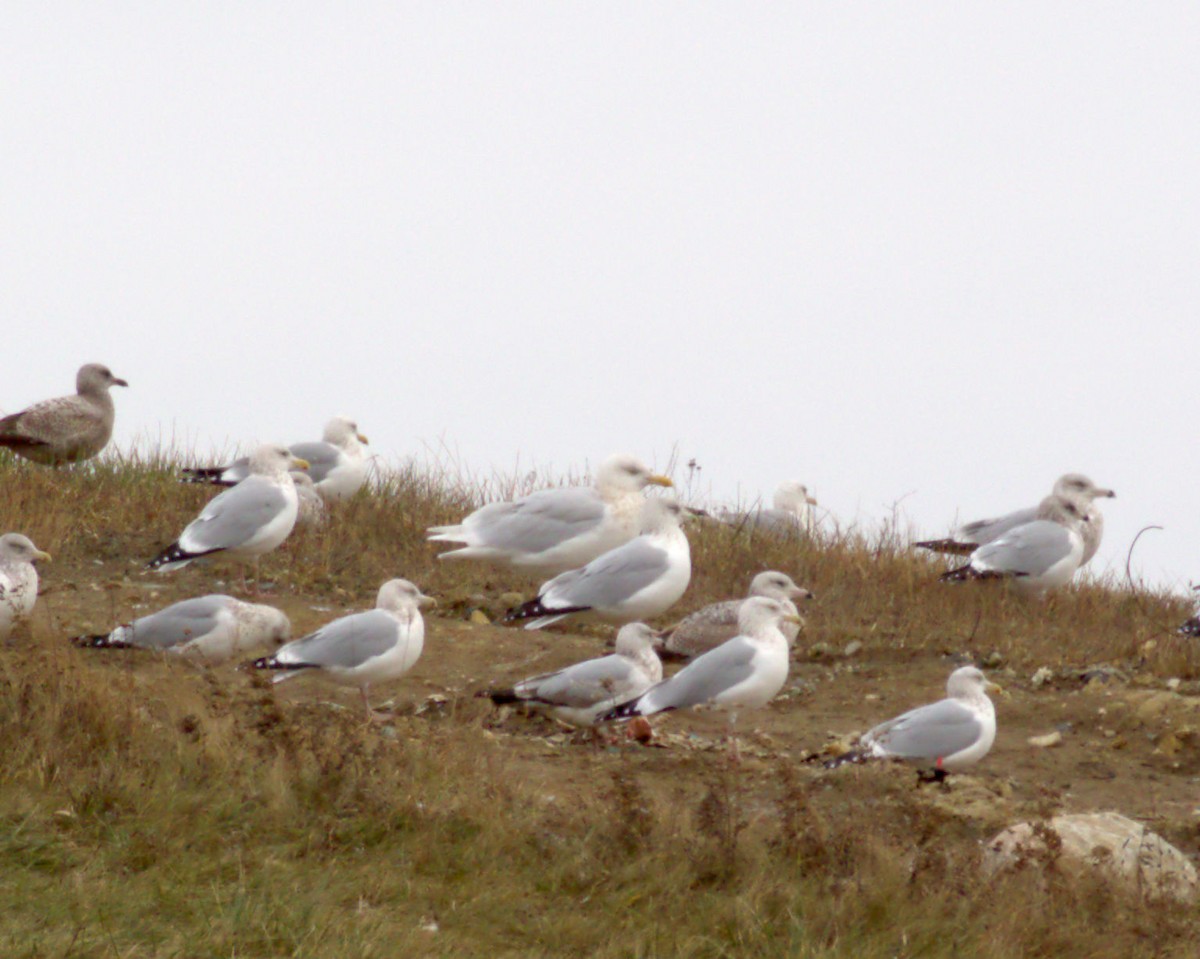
[986,680,1010,699]
[34,550,52,563]
[357,433,370,445]
[781,613,804,626]
[291,457,311,471]
[647,475,674,488]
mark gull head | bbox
[1053,473,1115,501]
[377,578,436,611]
[773,481,817,512]
[614,622,660,658]
[946,665,1005,700]
[0,533,51,565]
[637,496,686,534]
[77,363,129,394]
[737,595,804,635]
[247,443,299,477]
[749,570,815,603]
[595,454,673,494]
[325,415,369,447]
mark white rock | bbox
[983,811,1197,902]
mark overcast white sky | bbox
[3,4,1198,591]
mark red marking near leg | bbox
[936,757,944,769]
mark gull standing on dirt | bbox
[599,597,802,750]
[251,578,434,720]
[147,444,308,575]
[825,666,1000,776]
[182,416,370,501]
[0,533,51,639]
[428,453,674,576]
[72,595,290,664]
[659,571,814,660]
[718,481,817,535]
[487,622,663,729]
[0,363,128,465]
[938,482,1112,597]
[917,473,1115,566]
[503,497,691,630]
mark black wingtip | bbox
[71,633,130,650]
[1179,617,1200,638]
[823,750,868,770]
[501,597,591,625]
[179,467,236,487]
[486,689,521,706]
[914,538,976,556]
[598,696,643,724]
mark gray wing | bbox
[467,488,607,553]
[972,520,1074,576]
[542,538,668,609]
[642,637,757,712]
[957,506,1037,546]
[518,654,639,708]
[288,441,342,484]
[278,609,398,669]
[179,476,289,552]
[126,595,235,649]
[866,698,983,760]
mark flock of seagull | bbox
[0,361,1184,774]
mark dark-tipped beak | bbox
[113,378,129,388]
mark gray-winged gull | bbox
[826,666,1000,776]
[0,533,51,639]
[251,578,433,720]
[428,453,674,576]
[148,444,308,574]
[291,471,327,527]
[488,622,663,729]
[939,485,1106,596]
[0,364,128,465]
[917,473,1114,566]
[600,597,802,756]
[182,416,370,501]
[72,595,290,664]
[718,481,817,535]
[659,570,813,660]
[503,496,691,630]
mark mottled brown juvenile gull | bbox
[939,484,1106,597]
[917,473,1114,566]
[826,666,1000,775]
[503,497,691,630]
[488,622,663,728]
[182,416,370,501]
[148,444,308,573]
[252,578,433,720]
[72,595,290,664]
[428,453,674,576]
[0,364,128,465]
[0,533,51,639]
[291,471,327,527]
[659,570,813,660]
[600,597,802,756]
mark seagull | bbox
[291,471,327,527]
[0,533,51,639]
[917,473,1115,566]
[599,597,802,756]
[72,595,290,664]
[147,444,308,577]
[428,453,674,575]
[659,570,814,660]
[182,416,370,501]
[487,622,663,730]
[938,485,1102,597]
[718,481,817,535]
[826,666,1001,777]
[503,496,691,630]
[0,364,128,465]
[251,578,434,721]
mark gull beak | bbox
[791,587,815,602]
[357,433,370,445]
[1098,489,1116,499]
[806,496,818,505]
[986,680,1010,699]
[417,593,438,607]
[112,377,129,388]
[34,550,52,563]
[781,613,805,626]
[647,475,674,488]
[291,457,311,471]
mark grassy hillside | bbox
[1,451,1197,958]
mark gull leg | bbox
[362,684,392,724]
[726,712,741,765]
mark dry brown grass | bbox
[0,449,1197,957]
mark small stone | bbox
[468,609,491,625]
[807,642,833,660]
[1031,667,1053,688]
[1167,678,1182,691]
[842,640,863,658]
[983,651,1006,668]
[499,592,525,608]
[628,716,654,744]
[1028,730,1063,748]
